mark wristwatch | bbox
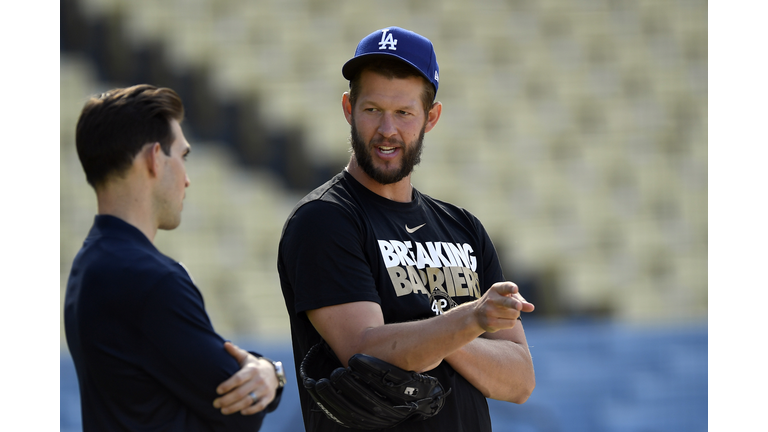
[271,360,287,389]
[261,356,287,389]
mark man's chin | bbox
[365,166,409,185]
[158,217,182,231]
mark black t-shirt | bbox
[278,170,505,432]
[65,215,278,432]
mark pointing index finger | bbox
[494,281,519,296]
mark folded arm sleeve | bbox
[139,272,267,431]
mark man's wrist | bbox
[259,356,287,389]
[257,356,286,413]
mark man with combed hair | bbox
[278,27,535,431]
[65,84,286,432]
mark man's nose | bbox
[377,113,397,138]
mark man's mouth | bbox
[377,146,397,155]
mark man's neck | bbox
[96,185,158,243]
[345,157,413,203]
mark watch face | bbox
[273,361,287,387]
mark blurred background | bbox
[60,0,707,431]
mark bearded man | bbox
[277,27,536,432]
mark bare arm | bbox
[444,324,535,403]
[306,282,533,373]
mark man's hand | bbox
[213,342,278,415]
[472,282,535,333]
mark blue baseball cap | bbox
[342,27,440,96]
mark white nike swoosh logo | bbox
[405,223,426,233]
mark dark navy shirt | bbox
[65,215,276,432]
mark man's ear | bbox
[424,101,442,133]
[342,92,353,125]
[142,142,163,178]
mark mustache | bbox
[370,136,405,147]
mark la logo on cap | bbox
[378,29,397,51]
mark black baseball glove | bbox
[300,342,452,430]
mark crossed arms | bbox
[306,281,536,403]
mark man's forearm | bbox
[352,302,486,372]
[309,282,532,373]
[444,330,535,403]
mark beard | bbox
[350,116,426,185]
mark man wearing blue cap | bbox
[278,27,536,431]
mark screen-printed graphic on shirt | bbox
[378,239,480,315]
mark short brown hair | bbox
[347,57,436,116]
[75,84,185,188]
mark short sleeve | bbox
[280,201,381,313]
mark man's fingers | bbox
[217,342,253,394]
[240,390,276,415]
[214,343,279,415]
[224,342,248,364]
[216,387,275,416]
[218,393,255,415]
[489,296,521,319]
[511,293,535,313]
[477,282,537,332]
[507,296,535,315]
[214,374,254,408]
[492,283,536,314]
[216,371,246,396]
[493,282,519,296]
[520,301,535,313]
